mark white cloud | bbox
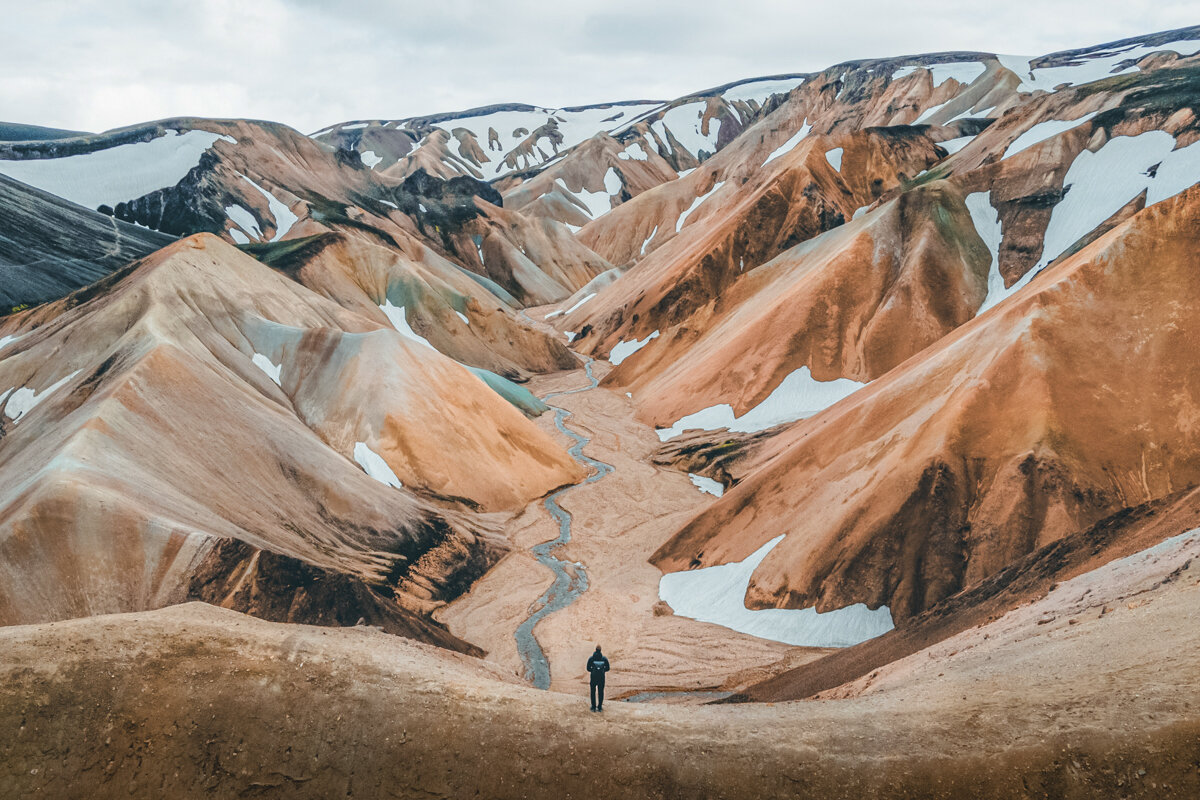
[0,1,1194,134]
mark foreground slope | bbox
[0,234,582,642]
[1,561,1196,799]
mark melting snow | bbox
[609,330,660,365]
[689,474,725,497]
[965,192,1009,313]
[455,311,469,325]
[240,174,298,242]
[564,292,596,315]
[656,366,865,441]
[675,181,725,232]
[353,442,403,489]
[556,169,619,219]
[225,204,261,242]
[2,371,80,424]
[380,300,435,350]
[640,225,658,255]
[762,119,811,167]
[618,142,649,161]
[938,135,976,155]
[659,534,895,647]
[251,353,282,386]
[0,129,235,210]
[852,205,870,220]
[1003,112,1099,159]
[342,122,370,130]
[360,150,383,169]
[824,147,844,171]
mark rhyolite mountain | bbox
[0,24,1199,769]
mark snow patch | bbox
[240,174,298,242]
[342,122,370,130]
[762,120,811,167]
[455,311,470,325]
[251,353,282,386]
[938,135,976,155]
[360,150,383,169]
[656,366,865,441]
[659,534,894,647]
[965,192,1008,313]
[618,141,649,161]
[353,442,403,489]
[225,204,261,241]
[2,370,80,424]
[824,147,844,171]
[1003,112,1099,159]
[675,181,725,232]
[891,61,986,88]
[380,300,434,350]
[723,77,805,104]
[609,330,660,365]
[689,474,725,497]
[640,225,658,255]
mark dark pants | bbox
[590,677,605,709]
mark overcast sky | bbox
[2,1,1195,134]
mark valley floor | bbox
[438,356,830,698]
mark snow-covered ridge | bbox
[0,129,235,210]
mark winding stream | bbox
[514,357,614,689]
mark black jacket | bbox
[586,652,610,681]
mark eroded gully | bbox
[514,357,614,689]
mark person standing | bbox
[586,645,610,711]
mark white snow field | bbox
[225,204,261,242]
[359,150,383,169]
[978,131,1200,308]
[617,141,649,161]
[965,191,1009,313]
[1003,112,1099,159]
[891,61,986,88]
[556,167,622,220]
[824,147,844,171]
[251,353,282,386]
[688,474,725,497]
[938,135,976,155]
[1,371,80,424]
[656,366,865,441]
[762,120,812,166]
[380,300,435,350]
[609,330,660,366]
[675,181,725,232]
[998,38,1200,93]
[0,129,234,210]
[652,102,722,158]
[659,534,895,647]
[722,76,805,104]
[353,442,403,489]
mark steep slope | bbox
[0,172,174,309]
[555,28,1200,437]
[0,118,608,372]
[653,184,1200,625]
[0,234,582,640]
